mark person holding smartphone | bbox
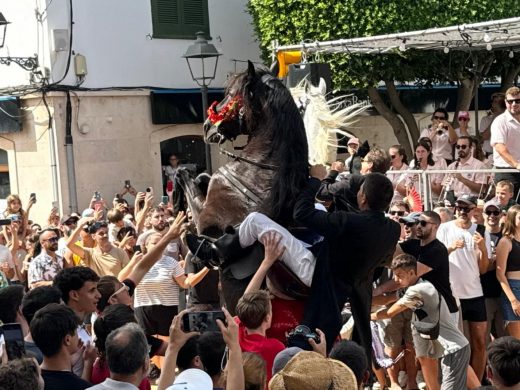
[419,108,458,164]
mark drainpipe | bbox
[65,91,78,213]
[42,92,60,208]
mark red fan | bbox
[166,180,174,194]
[406,186,423,212]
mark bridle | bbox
[205,74,280,205]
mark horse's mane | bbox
[230,65,309,225]
[290,78,368,165]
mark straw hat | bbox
[269,351,357,390]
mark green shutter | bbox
[151,0,209,39]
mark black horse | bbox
[176,61,309,311]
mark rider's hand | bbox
[310,164,327,180]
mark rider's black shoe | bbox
[186,226,252,268]
[186,234,220,267]
[212,225,252,263]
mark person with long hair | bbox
[405,140,446,204]
[387,144,409,202]
[3,194,34,238]
[496,204,520,338]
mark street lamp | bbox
[0,13,10,48]
[183,31,221,174]
[0,12,38,71]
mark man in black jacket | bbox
[294,170,400,363]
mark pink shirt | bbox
[446,157,487,197]
[420,128,454,161]
[490,110,520,167]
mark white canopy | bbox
[274,17,520,55]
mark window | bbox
[151,0,209,39]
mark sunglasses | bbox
[43,236,59,243]
[389,210,405,216]
[433,115,446,120]
[416,220,433,227]
[455,205,475,213]
[109,283,130,301]
[506,98,520,105]
[455,144,469,150]
[404,222,416,228]
[458,117,469,121]
[485,210,501,216]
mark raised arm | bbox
[65,217,94,258]
[120,212,186,285]
[244,231,285,294]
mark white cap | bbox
[81,208,95,218]
[167,369,212,390]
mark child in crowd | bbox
[235,290,285,383]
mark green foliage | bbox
[248,0,520,90]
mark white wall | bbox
[0,0,42,87]
[0,0,262,89]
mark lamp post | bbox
[0,13,9,48]
[0,12,38,71]
[183,31,221,174]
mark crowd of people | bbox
[1,88,520,390]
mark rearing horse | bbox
[176,62,309,309]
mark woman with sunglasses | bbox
[496,204,520,338]
[405,140,446,204]
[387,145,409,202]
[455,111,472,138]
[420,108,457,164]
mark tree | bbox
[248,0,520,156]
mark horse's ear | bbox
[247,60,256,80]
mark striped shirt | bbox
[134,255,184,307]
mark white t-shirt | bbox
[134,255,184,307]
[490,110,520,167]
[436,220,491,299]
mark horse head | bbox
[204,61,309,225]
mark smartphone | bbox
[146,187,153,193]
[94,191,101,201]
[0,219,11,226]
[30,193,37,203]
[1,323,25,360]
[124,180,131,189]
[182,311,225,333]
[133,245,142,253]
[161,195,169,204]
[7,214,19,222]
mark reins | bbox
[217,141,278,170]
